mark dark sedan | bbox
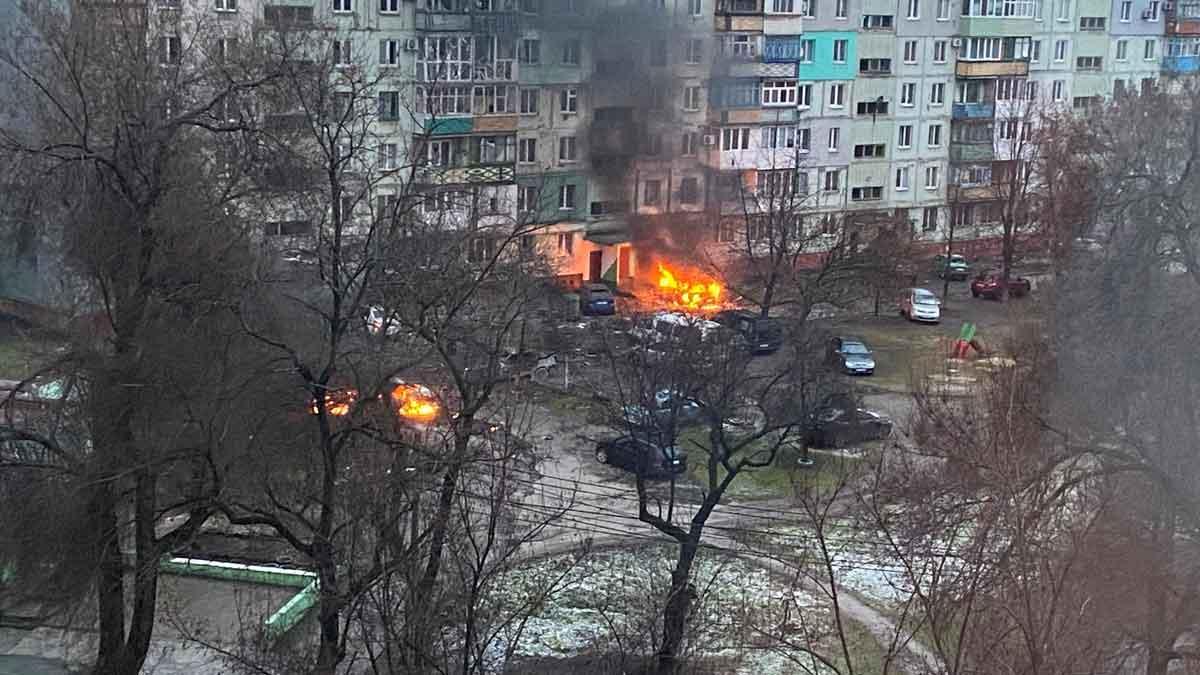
[970,271,1032,299]
[580,283,617,315]
[827,336,876,375]
[806,406,893,448]
[595,435,687,478]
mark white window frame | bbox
[835,0,848,17]
[559,87,578,113]
[519,88,539,115]
[379,0,399,12]
[933,40,947,62]
[379,39,400,67]
[907,0,920,18]
[833,39,848,63]
[377,143,399,170]
[762,125,798,149]
[682,132,698,156]
[1116,39,1128,60]
[721,127,751,151]
[823,169,841,191]
[904,40,919,63]
[687,38,704,64]
[898,124,913,148]
[930,82,945,105]
[798,83,813,108]
[683,86,702,111]
[559,184,576,210]
[159,36,181,65]
[558,136,578,162]
[896,166,911,191]
[800,39,816,63]
[937,0,951,18]
[828,83,845,107]
[828,127,841,151]
[333,0,352,12]
[1145,38,1157,59]
[518,138,537,163]
[1120,0,1132,18]
[690,0,704,16]
[900,82,916,106]
[216,0,237,11]
[927,124,942,148]
[1054,39,1068,61]
[763,80,799,106]
[924,165,940,189]
[1052,79,1065,100]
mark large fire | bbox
[657,264,723,311]
[307,382,441,423]
[390,382,441,423]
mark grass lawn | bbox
[677,426,866,500]
[829,316,947,395]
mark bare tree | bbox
[0,3,288,673]
[594,312,840,674]
[711,152,913,320]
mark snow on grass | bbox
[486,545,832,669]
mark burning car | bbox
[655,263,725,312]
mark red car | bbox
[970,271,1032,299]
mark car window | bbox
[913,290,937,304]
[842,342,868,354]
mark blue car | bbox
[580,283,616,316]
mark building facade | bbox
[134,0,1167,286]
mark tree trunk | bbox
[657,539,700,675]
[406,431,468,671]
[121,469,160,673]
[314,579,342,675]
[91,484,126,675]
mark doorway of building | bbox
[588,250,603,282]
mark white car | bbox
[629,311,722,345]
[899,288,941,323]
[365,305,403,336]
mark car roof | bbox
[584,283,611,291]
[837,337,867,346]
[654,312,721,329]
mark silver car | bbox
[900,288,941,323]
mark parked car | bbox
[630,312,722,347]
[970,271,1032,299]
[805,405,893,448]
[622,389,704,431]
[365,305,402,336]
[579,283,616,316]
[712,309,783,354]
[827,337,876,375]
[932,254,970,280]
[595,435,688,478]
[899,288,941,323]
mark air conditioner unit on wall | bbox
[951,38,962,48]
[403,38,420,51]
[702,134,717,146]
[1142,8,1154,17]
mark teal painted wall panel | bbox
[518,172,588,222]
[798,31,857,80]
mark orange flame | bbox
[310,389,356,417]
[390,382,441,422]
[657,263,723,311]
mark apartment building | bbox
[98,0,1171,286]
